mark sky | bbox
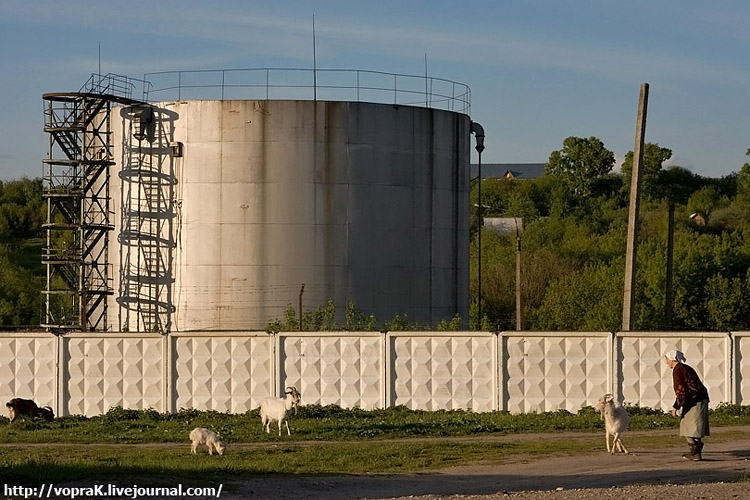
[1,0,750,180]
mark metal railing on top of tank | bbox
[142,68,471,115]
[79,73,153,101]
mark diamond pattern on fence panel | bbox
[502,333,610,413]
[65,336,163,416]
[0,335,56,409]
[390,333,495,412]
[616,333,729,411]
[280,333,383,410]
[173,334,272,413]
[735,333,750,405]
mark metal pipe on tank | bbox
[471,121,485,328]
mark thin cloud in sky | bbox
[6,1,747,88]
[305,18,750,88]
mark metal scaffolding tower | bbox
[42,74,143,331]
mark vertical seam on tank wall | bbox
[313,101,319,304]
[454,113,460,317]
[324,103,334,304]
[344,103,350,297]
[218,101,225,328]
[428,110,434,326]
[259,100,268,327]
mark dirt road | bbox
[225,427,750,500]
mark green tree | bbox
[687,185,721,219]
[670,231,750,329]
[436,314,462,331]
[345,302,377,331]
[531,175,574,218]
[733,150,750,220]
[545,136,615,200]
[0,178,45,246]
[505,190,539,221]
[654,166,706,205]
[705,272,750,330]
[0,249,42,326]
[530,261,623,331]
[620,143,672,199]
[303,299,337,331]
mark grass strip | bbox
[3,404,750,444]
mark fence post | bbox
[382,331,389,409]
[55,334,63,418]
[164,334,172,413]
[495,331,503,411]
[610,332,617,400]
[272,332,280,398]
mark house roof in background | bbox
[470,163,546,180]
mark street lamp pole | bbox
[470,121,485,328]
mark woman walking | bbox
[664,349,710,460]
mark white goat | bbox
[596,394,629,455]
[260,386,301,436]
[189,427,225,455]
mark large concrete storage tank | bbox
[108,92,470,332]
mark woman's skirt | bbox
[680,399,710,438]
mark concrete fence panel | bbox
[0,333,57,413]
[732,332,750,404]
[501,332,611,413]
[171,332,273,413]
[616,332,730,411]
[63,333,165,416]
[279,332,385,410]
[388,332,496,411]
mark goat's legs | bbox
[271,419,292,436]
[191,442,198,454]
[613,434,629,454]
[605,431,612,453]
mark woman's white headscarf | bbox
[664,349,687,362]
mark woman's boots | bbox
[682,440,703,461]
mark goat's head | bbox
[285,386,301,412]
[596,394,615,416]
[6,403,16,421]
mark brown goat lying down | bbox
[6,398,54,422]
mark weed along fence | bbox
[0,331,747,417]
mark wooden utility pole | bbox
[515,227,523,331]
[622,83,649,331]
